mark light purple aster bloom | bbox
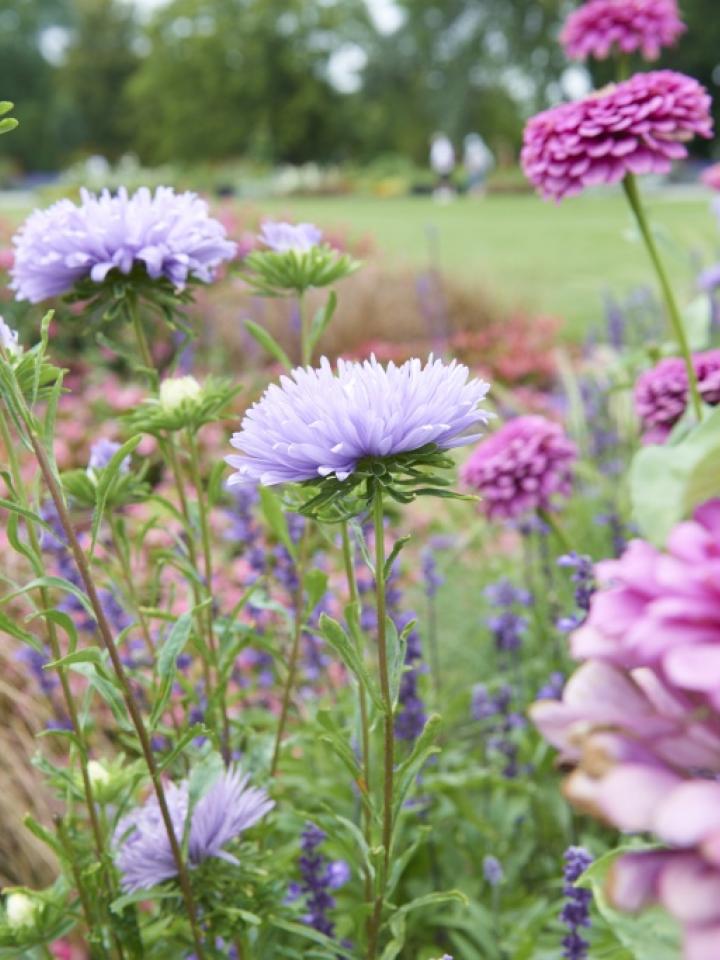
[114,768,273,892]
[11,186,237,303]
[0,315,20,356]
[226,356,492,487]
[88,439,130,473]
[258,220,323,253]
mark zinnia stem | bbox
[368,488,395,960]
[622,172,703,420]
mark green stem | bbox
[537,508,572,554]
[187,428,231,764]
[622,173,702,420]
[127,295,158,389]
[340,521,373,902]
[367,489,395,960]
[23,427,207,959]
[0,410,119,958]
[110,515,156,667]
[270,529,308,776]
[299,291,311,367]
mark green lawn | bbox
[257,190,718,338]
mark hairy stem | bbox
[186,428,231,763]
[340,521,373,901]
[270,529,308,777]
[622,173,702,420]
[367,489,395,960]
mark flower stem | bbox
[622,173,702,420]
[186,428,231,764]
[270,528,308,776]
[537,507,572,554]
[299,291,311,367]
[367,488,395,960]
[15,418,207,959]
[127,295,158,389]
[0,410,121,957]
[340,521,372,898]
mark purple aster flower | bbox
[258,220,323,253]
[462,416,576,521]
[0,316,20,356]
[11,186,237,303]
[88,439,130,473]
[561,846,593,960]
[289,823,349,938]
[114,767,273,892]
[522,71,713,203]
[226,356,491,488]
[560,0,685,62]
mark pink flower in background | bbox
[701,163,720,191]
[572,500,720,707]
[522,71,713,202]
[560,0,685,62]
[0,247,13,271]
[461,415,576,520]
[634,350,720,443]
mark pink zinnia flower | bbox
[634,350,720,443]
[572,499,720,708]
[461,415,577,520]
[560,0,686,62]
[522,71,713,202]
[701,163,720,192]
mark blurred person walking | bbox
[430,132,456,201]
[463,133,494,196]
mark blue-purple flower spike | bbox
[561,846,593,960]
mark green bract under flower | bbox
[124,376,241,435]
[242,245,360,297]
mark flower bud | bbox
[5,891,38,929]
[87,759,111,787]
[159,375,202,412]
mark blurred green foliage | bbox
[0,0,719,173]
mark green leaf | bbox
[244,318,293,370]
[383,534,411,581]
[681,296,711,351]
[578,846,681,960]
[393,713,441,815]
[630,404,720,544]
[157,612,193,678]
[90,435,143,554]
[319,612,384,712]
[304,568,328,614]
[0,609,42,650]
[0,117,18,135]
[386,615,407,709]
[259,486,298,562]
[267,917,354,958]
[308,290,337,354]
[46,648,104,670]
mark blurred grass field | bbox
[258,190,717,338]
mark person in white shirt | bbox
[463,133,494,196]
[430,132,456,200]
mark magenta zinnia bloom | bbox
[522,71,713,202]
[258,220,323,253]
[461,415,576,520]
[226,356,491,487]
[634,350,720,442]
[560,0,685,62]
[114,768,273,892]
[572,499,720,708]
[11,186,237,303]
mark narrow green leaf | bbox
[244,318,293,370]
[308,290,337,354]
[157,612,193,678]
[319,612,384,712]
[383,534,411,581]
[90,434,143,554]
[393,713,442,815]
[259,486,297,562]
